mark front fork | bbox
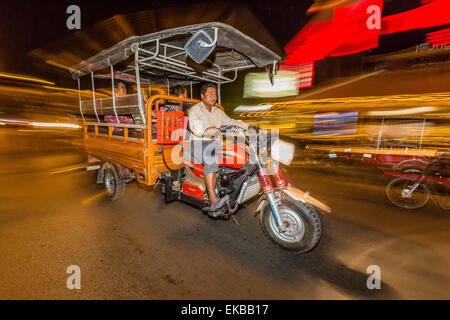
[403,175,427,198]
[266,190,286,233]
[250,144,287,233]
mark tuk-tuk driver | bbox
[188,82,253,210]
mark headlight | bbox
[271,139,295,165]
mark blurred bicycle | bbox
[385,152,450,211]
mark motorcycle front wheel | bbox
[259,198,321,253]
[386,177,430,210]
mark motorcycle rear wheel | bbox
[104,165,126,201]
[259,198,321,253]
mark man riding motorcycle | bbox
[187,82,256,210]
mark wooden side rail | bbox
[85,122,147,129]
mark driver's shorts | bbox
[184,140,222,175]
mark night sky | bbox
[0,0,313,74]
[0,0,440,78]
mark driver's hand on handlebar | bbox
[203,126,220,137]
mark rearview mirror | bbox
[184,29,217,64]
[266,61,278,86]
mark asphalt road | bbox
[0,144,449,300]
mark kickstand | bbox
[226,201,239,226]
[151,177,160,192]
[231,215,239,226]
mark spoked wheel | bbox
[259,198,321,253]
[386,177,430,210]
[104,164,126,201]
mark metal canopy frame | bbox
[131,40,249,85]
[73,22,281,125]
[70,23,281,81]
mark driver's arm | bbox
[188,112,205,138]
[219,109,249,131]
[189,105,217,138]
[203,126,219,137]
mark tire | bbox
[398,166,424,174]
[386,177,430,210]
[259,198,321,253]
[104,164,126,201]
[393,159,429,173]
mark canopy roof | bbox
[69,22,281,83]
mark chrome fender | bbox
[255,187,332,216]
[282,187,332,214]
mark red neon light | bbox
[284,0,450,65]
[285,0,383,65]
[426,28,450,46]
[330,0,383,57]
[280,62,314,88]
[380,0,450,35]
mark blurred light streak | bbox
[426,28,450,46]
[285,0,384,64]
[314,111,359,119]
[18,129,57,133]
[313,111,358,134]
[41,86,109,99]
[242,92,450,117]
[307,0,350,13]
[380,0,450,35]
[259,123,296,129]
[243,71,299,98]
[313,129,356,134]
[51,164,90,175]
[0,118,30,125]
[45,60,71,71]
[297,70,385,99]
[367,45,450,62]
[280,63,314,89]
[234,105,273,114]
[31,122,80,129]
[286,0,450,65]
[424,113,450,117]
[81,191,108,206]
[306,145,439,157]
[367,106,437,116]
[0,72,55,85]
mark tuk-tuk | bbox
[71,22,328,253]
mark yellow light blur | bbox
[259,123,296,129]
[45,60,70,71]
[0,72,55,86]
[307,0,348,13]
[31,122,80,129]
[367,106,437,116]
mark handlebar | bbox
[219,124,246,133]
[209,125,254,144]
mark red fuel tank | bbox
[218,144,248,169]
[184,144,249,179]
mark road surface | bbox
[0,137,448,299]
